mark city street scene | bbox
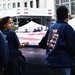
[0,0,75,75]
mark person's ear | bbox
[55,15,57,20]
[65,16,69,22]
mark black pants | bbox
[4,55,26,75]
[0,66,4,75]
[48,68,66,75]
[47,67,75,75]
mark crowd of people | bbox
[0,5,75,75]
[24,27,42,33]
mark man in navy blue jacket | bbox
[39,6,75,75]
[0,31,8,75]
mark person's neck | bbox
[64,19,68,23]
[4,28,8,31]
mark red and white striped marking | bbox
[48,9,52,14]
[24,8,28,14]
[16,31,46,45]
[17,9,20,14]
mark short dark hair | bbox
[56,6,69,20]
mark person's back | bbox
[38,6,75,75]
[45,21,75,67]
[0,31,8,74]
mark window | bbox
[65,3,69,9]
[3,4,6,9]
[71,0,75,1]
[56,5,59,9]
[56,0,59,4]
[17,2,20,7]
[24,2,27,7]
[36,0,39,8]
[71,2,75,14]
[66,0,69,2]
[30,1,33,8]
[61,0,64,3]
[12,3,16,8]
[8,3,11,8]
[61,0,69,3]
[0,4,2,9]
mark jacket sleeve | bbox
[38,29,49,49]
[64,25,75,56]
[0,31,9,67]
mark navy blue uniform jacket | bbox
[39,20,75,67]
[0,31,8,67]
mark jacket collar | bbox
[56,20,68,24]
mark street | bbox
[20,47,52,75]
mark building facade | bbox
[55,0,75,18]
[0,0,75,26]
[0,0,55,26]
[0,0,55,17]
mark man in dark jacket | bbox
[0,31,8,75]
[39,6,75,75]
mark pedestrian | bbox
[38,6,75,75]
[0,30,9,75]
[33,28,36,32]
[0,16,29,75]
[36,27,41,32]
[0,19,9,75]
